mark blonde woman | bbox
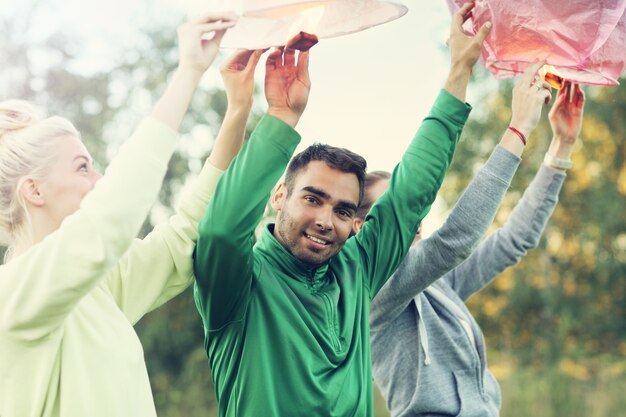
[0,14,260,417]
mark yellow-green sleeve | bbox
[105,160,224,324]
[0,117,177,341]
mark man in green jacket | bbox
[194,4,491,416]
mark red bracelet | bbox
[508,126,527,146]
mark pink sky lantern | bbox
[446,0,626,87]
[206,0,408,50]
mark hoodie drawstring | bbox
[415,297,431,366]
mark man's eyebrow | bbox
[301,186,330,200]
[301,186,358,212]
[336,200,358,213]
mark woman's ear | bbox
[19,178,45,207]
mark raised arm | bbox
[446,82,585,300]
[443,3,492,102]
[351,3,490,297]
[152,14,236,131]
[209,49,264,170]
[194,48,310,331]
[370,63,553,327]
[0,15,234,340]
[105,48,262,324]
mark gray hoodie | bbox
[370,145,566,417]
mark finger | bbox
[235,48,255,56]
[522,62,545,86]
[454,2,475,26]
[462,10,474,24]
[209,29,228,48]
[474,21,492,45]
[235,48,256,63]
[554,82,567,104]
[245,49,265,74]
[266,48,283,71]
[451,3,474,35]
[541,88,552,105]
[552,83,567,108]
[535,79,552,91]
[194,11,238,25]
[559,81,570,102]
[284,47,296,68]
[196,21,237,36]
[563,81,574,103]
[574,83,585,107]
[222,49,255,72]
[297,50,311,85]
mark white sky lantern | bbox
[206,0,408,49]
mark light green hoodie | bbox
[0,117,223,417]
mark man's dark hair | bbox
[355,170,391,219]
[284,143,368,205]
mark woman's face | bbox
[37,135,101,230]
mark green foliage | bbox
[3,3,625,416]
[498,359,626,417]
[136,294,219,417]
[0,8,115,166]
[448,76,626,366]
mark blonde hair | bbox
[0,100,80,252]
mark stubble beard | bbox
[276,209,336,267]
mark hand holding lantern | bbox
[265,48,311,128]
[545,82,585,168]
[177,13,238,76]
[221,49,265,110]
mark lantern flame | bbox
[539,65,565,89]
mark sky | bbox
[3,0,456,171]
[1,0,480,232]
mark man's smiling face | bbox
[272,160,360,267]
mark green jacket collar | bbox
[256,224,329,289]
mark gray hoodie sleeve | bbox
[370,146,520,330]
[444,164,566,301]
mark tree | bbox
[442,69,626,367]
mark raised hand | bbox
[207,49,265,170]
[544,82,585,164]
[548,82,585,143]
[448,2,492,73]
[265,48,311,128]
[499,62,553,156]
[221,49,265,110]
[444,2,492,101]
[151,13,236,131]
[177,13,238,76]
[510,62,553,138]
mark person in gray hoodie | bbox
[354,74,585,417]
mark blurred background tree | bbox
[441,67,626,416]
[447,67,626,365]
[1,2,624,416]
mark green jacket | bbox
[194,90,471,417]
